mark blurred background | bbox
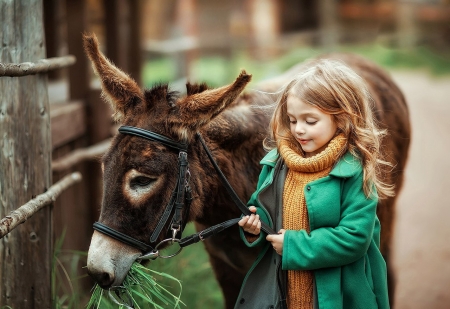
[40,0,450,308]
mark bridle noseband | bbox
[93,125,276,261]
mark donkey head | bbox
[83,34,251,288]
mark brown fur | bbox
[84,33,410,308]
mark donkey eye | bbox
[130,176,154,188]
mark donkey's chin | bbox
[87,231,142,288]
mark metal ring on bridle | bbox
[154,238,182,259]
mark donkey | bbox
[84,33,410,308]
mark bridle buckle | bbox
[171,225,181,240]
[198,230,206,242]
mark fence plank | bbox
[50,101,87,148]
[0,0,52,307]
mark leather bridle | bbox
[93,125,276,261]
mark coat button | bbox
[240,298,245,304]
[307,186,311,191]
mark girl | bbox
[236,59,392,309]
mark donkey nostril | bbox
[99,272,114,287]
[89,269,115,288]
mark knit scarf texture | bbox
[279,134,346,309]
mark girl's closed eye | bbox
[306,119,317,125]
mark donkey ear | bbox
[186,82,209,96]
[176,71,251,130]
[83,33,143,122]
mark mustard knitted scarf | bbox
[278,134,346,309]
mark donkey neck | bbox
[188,102,269,227]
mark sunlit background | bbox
[41,1,450,308]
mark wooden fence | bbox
[0,0,142,307]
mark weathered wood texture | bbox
[0,0,52,308]
[50,100,87,148]
[0,173,82,238]
[44,0,115,299]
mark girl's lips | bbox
[298,139,310,145]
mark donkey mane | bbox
[143,84,179,109]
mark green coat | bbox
[236,149,390,309]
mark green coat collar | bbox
[260,149,361,178]
[260,148,278,167]
[329,152,362,178]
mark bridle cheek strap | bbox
[149,151,189,243]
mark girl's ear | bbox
[83,33,143,122]
[173,71,251,131]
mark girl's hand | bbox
[266,229,286,255]
[238,206,261,235]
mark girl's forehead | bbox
[286,94,322,115]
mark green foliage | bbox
[142,58,177,86]
[142,44,450,89]
[52,229,89,309]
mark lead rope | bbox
[195,133,276,235]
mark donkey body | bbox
[84,34,410,308]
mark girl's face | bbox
[286,94,337,158]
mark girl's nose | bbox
[295,123,305,135]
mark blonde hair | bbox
[266,58,394,199]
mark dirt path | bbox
[390,71,450,308]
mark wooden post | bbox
[318,0,338,49]
[128,0,143,85]
[248,0,280,59]
[0,0,52,308]
[397,1,417,49]
[66,0,89,101]
[174,0,198,79]
[104,0,142,84]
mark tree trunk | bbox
[0,0,52,308]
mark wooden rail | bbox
[52,138,112,172]
[0,55,76,77]
[0,173,82,239]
